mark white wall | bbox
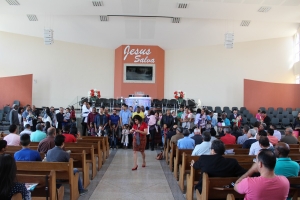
[0,31,114,108]
[0,31,295,109]
[165,37,295,108]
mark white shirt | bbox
[192,141,211,156]
[20,129,32,136]
[273,130,282,141]
[194,113,201,125]
[249,141,273,155]
[181,113,193,129]
[82,105,92,123]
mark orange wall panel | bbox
[114,45,165,99]
[0,74,33,108]
[244,79,300,115]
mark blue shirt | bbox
[275,157,299,177]
[22,110,29,119]
[30,130,47,142]
[224,118,230,126]
[211,117,217,127]
[109,114,120,126]
[14,148,41,161]
[177,136,195,149]
[120,109,132,125]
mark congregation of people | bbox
[2,102,300,200]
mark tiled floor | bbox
[85,149,185,200]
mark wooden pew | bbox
[81,136,108,159]
[69,151,90,189]
[76,140,103,170]
[224,144,242,149]
[64,146,97,180]
[16,158,80,200]
[179,153,198,192]
[233,148,300,155]
[169,142,176,171]
[165,139,170,163]
[17,170,64,200]
[174,148,193,180]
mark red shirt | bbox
[220,134,236,145]
[70,110,76,119]
[87,112,98,125]
[133,122,148,137]
[267,136,278,145]
[63,133,76,143]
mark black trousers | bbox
[82,122,88,136]
[149,129,156,150]
[128,134,133,148]
[146,134,150,149]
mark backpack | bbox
[156,151,164,160]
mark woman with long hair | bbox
[70,106,76,119]
[130,115,148,170]
[43,121,51,133]
[17,107,24,130]
[194,109,201,128]
[0,154,30,200]
[294,113,300,129]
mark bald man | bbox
[38,127,56,153]
[274,142,299,177]
[280,127,298,144]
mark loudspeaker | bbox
[129,94,135,97]
[143,95,149,97]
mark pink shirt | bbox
[237,176,289,200]
[255,113,261,121]
[147,115,157,126]
[4,133,20,146]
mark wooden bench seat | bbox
[81,136,108,159]
[174,148,193,180]
[17,170,64,200]
[76,139,104,169]
[16,158,79,200]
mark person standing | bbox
[21,105,31,128]
[9,104,20,134]
[130,115,148,170]
[120,104,132,147]
[94,106,108,136]
[81,102,91,136]
[50,106,57,128]
[56,107,64,131]
[132,106,145,119]
[31,105,39,131]
[147,110,157,151]
[87,107,98,136]
[17,107,24,131]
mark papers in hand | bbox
[25,183,38,191]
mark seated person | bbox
[192,131,211,156]
[234,149,289,199]
[20,124,32,136]
[0,154,30,199]
[62,125,76,143]
[177,129,195,149]
[274,142,299,177]
[231,125,243,141]
[170,127,184,145]
[237,125,250,145]
[269,124,281,141]
[242,129,257,149]
[267,128,279,145]
[220,127,236,145]
[259,136,274,152]
[166,125,177,141]
[280,127,298,144]
[191,128,203,145]
[191,140,246,194]
[4,125,20,146]
[14,134,42,161]
[30,124,47,142]
[249,130,273,155]
[0,140,7,153]
[46,135,87,195]
[38,127,56,153]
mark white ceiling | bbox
[0,0,299,49]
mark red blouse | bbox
[70,110,76,119]
[133,122,148,137]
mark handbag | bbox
[156,151,163,160]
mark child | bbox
[121,124,130,149]
[25,111,35,127]
[161,124,168,146]
[256,110,261,121]
[62,108,71,128]
[109,124,117,149]
[70,118,77,129]
[89,122,95,136]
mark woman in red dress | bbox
[130,115,148,170]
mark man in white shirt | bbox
[270,124,281,141]
[81,102,92,136]
[249,130,273,155]
[4,125,20,146]
[181,108,192,129]
[20,124,32,136]
[192,131,211,156]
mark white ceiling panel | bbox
[0,0,299,49]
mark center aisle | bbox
[89,149,175,200]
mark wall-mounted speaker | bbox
[143,95,149,97]
[129,94,135,97]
